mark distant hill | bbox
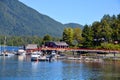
[64,23,83,29]
[0,0,64,37]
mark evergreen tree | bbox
[82,25,93,47]
[62,28,74,46]
[43,34,52,43]
[100,20,112,41]
[108,14,120,41]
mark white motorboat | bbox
[31,51,41,61]
[38,56,49,61]
[16,49,26,55]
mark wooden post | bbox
[114,52,115,57]
[73,51,74,57]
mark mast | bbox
[0,38,1,54]
[4,36,6,52]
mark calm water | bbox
[0,55,120,80]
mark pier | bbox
[40,47,120,54]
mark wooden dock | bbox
[40,47,120,54]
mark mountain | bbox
[64,23,83,29]
[0,0,64,37]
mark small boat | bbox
[31,51,41,61]
[16,49,26,55]
[0,36,15,57]
[0,52,8,56]
[0,52,14,56]
[31,51,56,62]
[38,56,49,61]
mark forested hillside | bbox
[0,0,65,37]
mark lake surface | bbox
[0,55,120,80]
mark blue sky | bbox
[19,0,120,25]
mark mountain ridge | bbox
[0,0,83,37]
[64,23,83,29]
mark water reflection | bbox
[61,61,82,80]
[18,55,24,61]
[0,56,120,80]
[102,61,120,80]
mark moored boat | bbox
[0,51,15,56]
[38,56,49,61]
[16,49,26,55]
[31,51,41,61]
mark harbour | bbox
[0,45,120,80]
[0,55,120,80]
[0,0,119,80]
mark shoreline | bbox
[60,51,120,62]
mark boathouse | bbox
[25,44,38,52]
[45,42,68,48]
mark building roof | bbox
[54,42,68,46]
[26,44,38,49]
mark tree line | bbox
[0,35,60,46]
[0,14,120,50]
[62,14,120,50]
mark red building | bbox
[45,42,68,48]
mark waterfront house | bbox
[26,44,38,53]
[45,42,68,48]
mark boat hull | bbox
[31,57,39,61]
